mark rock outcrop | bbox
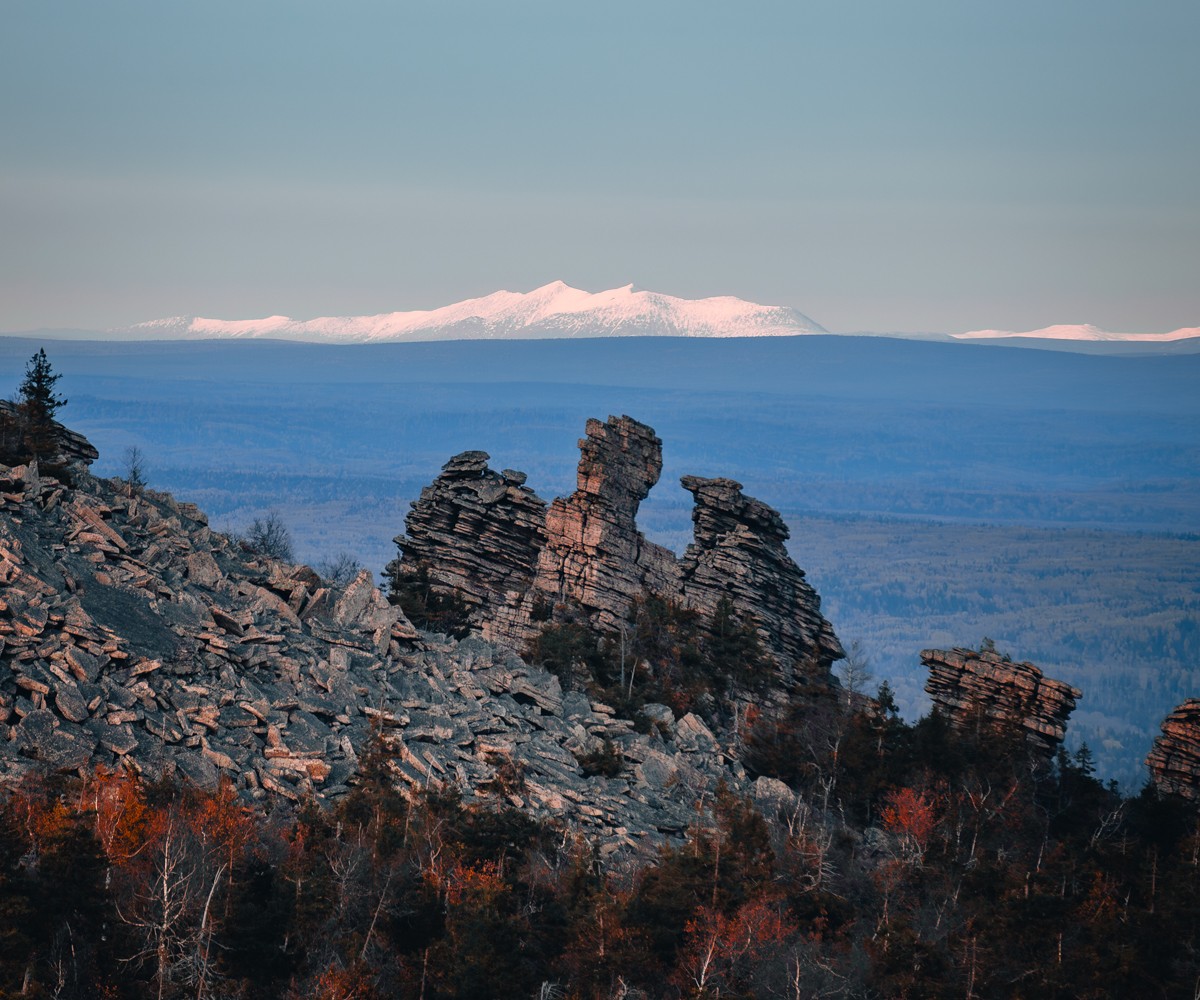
[0,399,99,471]
[922,647,1081,756]
[531,417,680,635]
[390,449,547,631]
[1,430,781,850]
[390,415,843,682]
[1146,700,1200,800]
[679,476,843,680]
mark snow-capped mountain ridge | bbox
[954,323,1200,343]
[87,287,1199,348]
[124,282,826,343]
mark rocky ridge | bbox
[922,647,1081,757]
[390,415,843,684]
[0,429,792,851]
[1146,700,1200,800]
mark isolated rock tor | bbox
[922,646,1081,756]
[678,475,843,681]
[388,448,547,634]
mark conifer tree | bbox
[18,348,67,458]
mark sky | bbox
[2,0,1197,335]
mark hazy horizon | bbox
[2,1,1197,336]
[2,279,1197,343]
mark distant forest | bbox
[2,335,1195,787]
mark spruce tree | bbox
[18,348,67,458]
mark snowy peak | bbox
[954,324,1200,343]
[122,282,827,344]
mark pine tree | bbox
[18,348,67,458]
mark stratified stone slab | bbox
[922,646,1080,757]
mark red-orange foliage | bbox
[440,857,507,908]
[881,786,939,858]
[299,960,385,1000]
[194,777,255,872]
[81,766,153,869]
[8,777,77,852]
[674,899,795,997]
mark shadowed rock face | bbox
[389,449,547,625]
[922,647,1081,757]
[390,414,844,681]
[1146,701,1200,800]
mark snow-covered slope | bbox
[954,324,1200,343]
[122,282,826,343]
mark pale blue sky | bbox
[2,0,1197,333]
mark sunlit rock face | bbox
[922,647,1081,756]
[1147,701,1200,800]
[532,416,680,638]
[390,414,843,683]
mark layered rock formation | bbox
[390,415,843,682]
[1146,701,1200,800]
[390,450,546,630]
[532,417,680,633]
[1,428,788,848]
[679,476,842,681]
[922,647,1081,756]
[0,398,99,471]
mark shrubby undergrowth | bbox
[3,707,1198,999]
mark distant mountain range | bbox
[953,323,1200,344]
[3,281,1196,350]
[117,281,826,343]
